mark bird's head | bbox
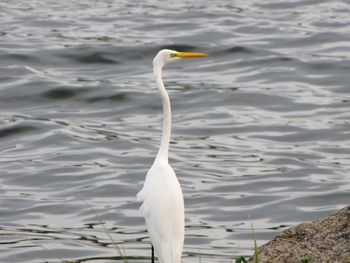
[153,49,208,67]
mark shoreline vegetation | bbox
[248,206,350,263]
[27,205,349,263]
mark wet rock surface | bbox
[250,206,350,263]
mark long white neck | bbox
[153,64,171,161]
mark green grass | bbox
[32,199,128,263]
[250,220,259,263]
[33,202,266,263]
[301,256,312,263]
[80,200,128,263]
[235,216,260,263]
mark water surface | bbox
[0,1,350,262]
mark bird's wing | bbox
[138,160,184,263]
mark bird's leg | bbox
[151,244,155,263]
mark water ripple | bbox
[0,0,350,262]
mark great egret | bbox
[137,49,208,263]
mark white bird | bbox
[137,49,208,263]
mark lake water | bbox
[0,1,349,262]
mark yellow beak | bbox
[175,52,208,58]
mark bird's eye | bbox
[170,53,177,58]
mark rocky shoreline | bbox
[248,206,350,263]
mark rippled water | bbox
[1,1,350,262]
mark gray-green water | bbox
[1,1,349,262]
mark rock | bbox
[248,206,350,263]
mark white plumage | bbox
[137,49,207,263]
